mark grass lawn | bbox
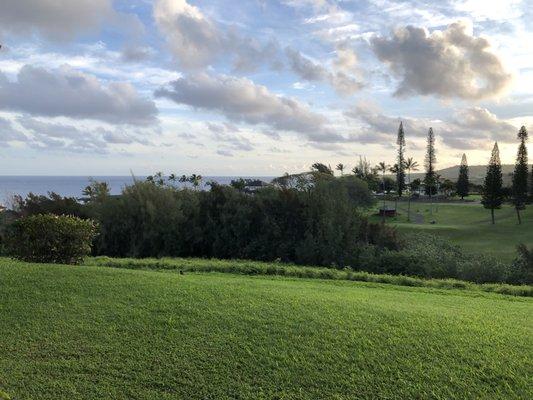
[371,201,533,261]
[1,259,532,399]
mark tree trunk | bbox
[516,206,522,225]
[491,208,495,224]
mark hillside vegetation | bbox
[0,259,531,399]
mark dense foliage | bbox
[88,175,391,266]
[13,192,86,218]
[6,214,98,264]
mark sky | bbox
[0,0,531,176]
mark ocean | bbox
[0,176,274,206]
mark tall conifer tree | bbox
[456,153,469,199]
[424,127,436,196]
[482,142,504,224]
[396,122,406,196]
[512,126,528,224]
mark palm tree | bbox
[189,174,203,189]
[388,163,399,174]
[376,162,390,223]
[336,163,346,176]
[404,158,419,222]
[179,174,189,188]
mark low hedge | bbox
[85,257,533,297]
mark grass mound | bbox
[1,259,532,399]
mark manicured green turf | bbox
[1,260,532,399]
[372,202,533,261]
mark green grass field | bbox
[371,201,533,261]
[1,259,532,399]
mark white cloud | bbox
[371,21,513,99]
[154,0,221,69]
[346,102,518,149]
[285,47,363,95]
[153,0,282,72]
[0,65,158,125]
[155,72,346,143]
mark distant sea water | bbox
[0,176,274,206]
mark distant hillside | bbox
[409,164,532,185]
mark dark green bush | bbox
[87,176,392,267]
[508,244,533,285]
[6,214,98,264]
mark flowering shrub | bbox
[6,214,98,264]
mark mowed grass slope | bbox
[373,202,533,261]
[1,260,532,400]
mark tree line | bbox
[316,124,531,225]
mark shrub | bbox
[348,233,516,284]
[508,244,533,285]
[6,214,98,264]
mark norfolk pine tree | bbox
[482,142,504,225]
[396,122,406,197]
[424,128,437,214]
[456,154,469,200]
[512,126,528,224]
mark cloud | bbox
[0,117,27,143]
[16,116,152,152]
[445,107,517,146]
[345,103,428,143]
[153,0,282,72]
[155,72,344,143]
[285,48,329,81]
[206,123,254,152]
[452,107,515,138]
[0,65,158,125]
[346,102,518,149]
[120,46,154,63]
[285,47,363,95]
[18,117,108,153]
[370,21,513,99]
[153,0,221,69]
[0,0,113,41]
